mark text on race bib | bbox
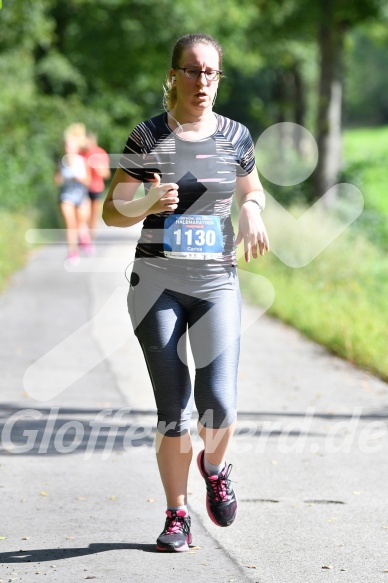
[163,214,224,260]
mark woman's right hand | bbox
[147,173,179,214]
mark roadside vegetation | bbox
[238,125,388,380]
[0,213,34,291]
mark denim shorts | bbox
[59,183,88,207]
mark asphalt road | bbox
[1,225,387,583]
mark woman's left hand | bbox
[234,203,270,262]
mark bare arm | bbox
[102,169,179,228]
[88,151,111,180]
[98,166,111,180]
[78,160,92,188]
[96,153,111,180]
[64,155,92,187]
[235,166,266,209]
[234,167,270,262]
[54,170,63,186]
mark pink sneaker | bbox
[197,449,237,527]
[66,251,80,266]
[156,509,192,552]
[78,231,91,247]
[82,242,95,256]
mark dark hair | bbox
[163,33,223,110]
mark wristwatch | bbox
[242,199,264,212]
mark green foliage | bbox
[0,0,387,233]
[241,121,388,381]
[239,205,388,381]
[345,28,388,125]
[342,125,388,249]
[0,212,33,291]
[1,1,251,213]
[1,0,387,221]
[0,0,262,220]
[35,50,87,96]
[0,0,54,51]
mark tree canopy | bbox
[1,0,388,218]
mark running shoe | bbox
[197,449,237,527]
[81,242,96,256]
[78,232,91,247]
[66,251,80,266]
[156,509,192,552]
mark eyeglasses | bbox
[176,67,222,81]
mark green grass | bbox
[0,211,34,292]
[238,199,388,381]
[343,126,388,162]
[342,126,388,250]
[237,125,388,381]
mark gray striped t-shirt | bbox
[119,112,255,270]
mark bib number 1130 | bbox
[173,228,216,247]
[163,214,224,260]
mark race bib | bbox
[163,214,224,260]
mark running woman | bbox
[103,33,269,552]
[55,123,91,265]
[82,131,111,239]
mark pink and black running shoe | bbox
[197,449,237,527]
[156,509,192,552]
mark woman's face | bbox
[172,43,220,113]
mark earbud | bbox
[171,76,176,82]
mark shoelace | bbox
[209,464,233,502]
[164,514,189,535]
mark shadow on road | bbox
[0,404,157,455]
[1,403,386,456]
[0,542,160,563]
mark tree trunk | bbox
[292,62,306,155]
[314,1,345,205]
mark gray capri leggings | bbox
[127,259,242,437]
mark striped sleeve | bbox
[235,124,255,177]
[118,122,149,182]
[217,116,256,177]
